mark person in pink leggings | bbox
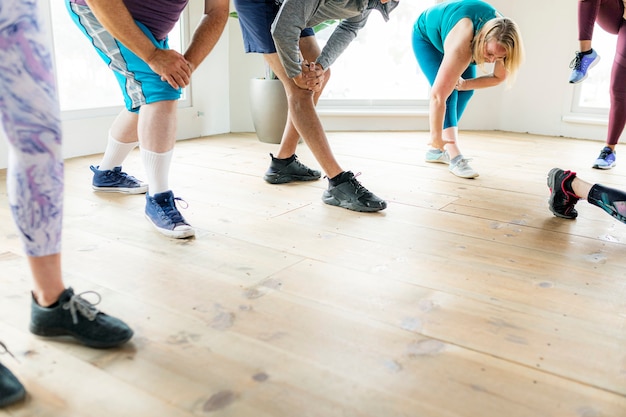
[568,0,626,169]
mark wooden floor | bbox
[1,131,625,417]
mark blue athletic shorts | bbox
[233,0,314,54]
[66,1,181,112]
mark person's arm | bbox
[272,0,319,79]
[184,0,229,72]
[315,13,370,71]
[428,18,474,150]
[456,59,507,90]
[84,0,191,89]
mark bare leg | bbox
[571,176,593,199]
[442,126,461,159]
[264,36,331,159]
[28,255,65,307]
[269,48,341,178]
[579,40,592,52]
[138,101,177,153]
[110,110,140,143]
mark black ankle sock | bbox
[271,153,296,166]
[329,171,350,186]
[581,48,593,55]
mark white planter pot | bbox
[249,78,288,144]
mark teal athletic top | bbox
[415,0,499,53]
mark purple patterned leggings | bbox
[1,2,64,257]
[579,0,626,145]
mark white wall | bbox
[0,1,607,170]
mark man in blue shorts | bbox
[66,0,229,238]
[234,0,325,185]
[235,0,398,212]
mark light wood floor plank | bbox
[1,131,625,416]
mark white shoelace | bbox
[62,291,101,324]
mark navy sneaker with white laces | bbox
[90,165,148,194]
[145,190,195,238]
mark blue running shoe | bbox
[568,49,600,84]
[90,165,148,194]
[592,146,616,170]
[145,190,195,238]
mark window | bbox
[572,25,616,114]
[316,1,435,107]
[50,4,184,114]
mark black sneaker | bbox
[0,343,25,408]
[547,168,579,219]
[263,153,321,184]
[322,171,387,212]
[29,288,133,349]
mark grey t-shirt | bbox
[271,0,398,78]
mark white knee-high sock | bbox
[141,148,173,195]
[98,133,139,170]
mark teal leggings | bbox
[412,30,475,129]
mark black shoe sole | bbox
[29,325,134,349]
[264,174,321,184]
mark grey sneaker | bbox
[264,153,321,184]
[29,288,133,349]
[0,343,25,408]
[449,155,479,179]
[425,149,450,164]
[322,171,387,212]
[90,165,148,194]
[145,190,195,239]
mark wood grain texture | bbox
[0,131,625,417]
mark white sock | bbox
[98,133,138,171]
[141,148,173,195]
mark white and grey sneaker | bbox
[449,155,479,179]
[425,149,450,164]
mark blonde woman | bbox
[413,0,524,178]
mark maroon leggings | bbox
[579,0,626,145]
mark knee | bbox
[322,67,331,88]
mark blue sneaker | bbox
[592,146,616,169]
[568,49,600,84]
[145,190,195,238]
[90,165,148,194]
